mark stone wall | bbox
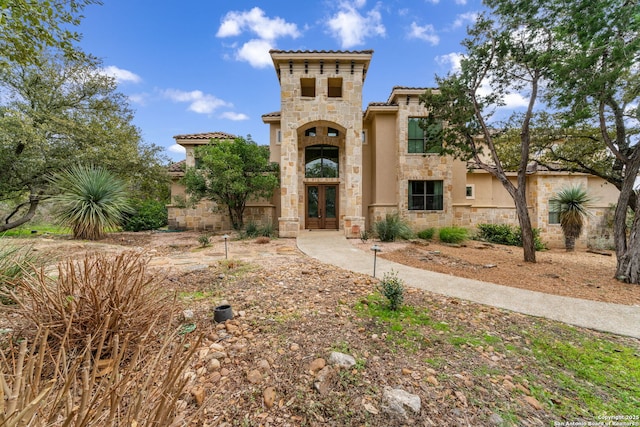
[168,200,276,232]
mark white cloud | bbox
[436,52,463,72]
[220,111,249,121]
[454,0,467,5]
[216,7,300,69]
[168,144,186,154]
[408,22,439,46]
[101,65,142,84]
[425,0,440,4]
[162,89,230,114]
[452,11,479,29]
[236,39,274,68]
[127,93,148,105]
[327,1,386,49]
[217,7,300,41]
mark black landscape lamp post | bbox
[371,244,382,277]
[223,234,229,259]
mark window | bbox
[301,78,316,97]
[466,184,475,199]
[327,127,339,137]
[328,77,342,97]
[362,130,367,145]
[409,181,443,210]
[548,200,560,224]
[408,117,443,154]
[276,129,282,144]
[305,127,317,137]
[305,145,339,178]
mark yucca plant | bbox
[49,165,133,240]
[550,186,593,251]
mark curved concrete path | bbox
[297,230,640,339]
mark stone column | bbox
[278,127,300,237]
[343,128,365,238]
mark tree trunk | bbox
[615,208,640,283]
[514,193,536,263]
[228,205,245,230]
[565,235,575,252]
[0,196,40,232]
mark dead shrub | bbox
[5,251,172,355]
[255,236,270,244]
[0,251,202,425]
[0,324,201,425]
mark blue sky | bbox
[77,0,488,162]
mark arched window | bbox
[305,145,339,178]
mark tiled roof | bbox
[269,49,374,54]
[168,159,185,173]
[367,102,397,107]
[261,111,281,118]
[173,131,237,140]
[391,86,435,91]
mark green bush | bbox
[417,228,435,240]
[377,270,404,311]
[123,199,168,232]
[244,220,260,238]
[197,234,211,247]
[0,240,38,304]
[438,226,468,244]
[476,223,546,251]
[373,213,414,242]
[242,220,275,239]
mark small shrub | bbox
[122,198,168,231]
[417,228,435,240]
[255,236,270,244]
[374,212,414,242]
[259,222,275,237]
[438,226,468,244]
[0,240,38,304]
[377,270,404,311]
[476,223,546,251]
[244,220,260,238]
[198,234,211,247]
[360,229,371,242]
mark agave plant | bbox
[49,165,133,240]
[550,186,593,251]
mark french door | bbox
[305,184,338,229]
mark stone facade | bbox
[167,50,619,248]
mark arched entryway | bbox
[298,123,344,230]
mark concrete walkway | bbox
[297,230,640,339]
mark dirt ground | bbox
[6,231,639,426]
[349,238,639,306]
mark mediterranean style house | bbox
[168,50,619,248]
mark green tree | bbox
[183,137,279,230]
[0,0,98,68]
[550,186,593,251]
[0,52,169,232]
[49,165,132,240]
[420,13,554,263]
[486,0,640,282]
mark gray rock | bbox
[182,309,195,320]
[328,351,356,368]
[489,413,504,425]
[381,387,421,419]
[313,366,336,395]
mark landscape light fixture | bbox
[371,245,382,277]
[223,234,229,259]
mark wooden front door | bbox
[305,184,338,230]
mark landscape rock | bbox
[247,369,262,384]
[182,309,195,320]
[313,366,336,395]
[329,351,356,369]
[263,387,276,409]
[381,387,421,419]
[309,358,326,374]
[190,386,205,406]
